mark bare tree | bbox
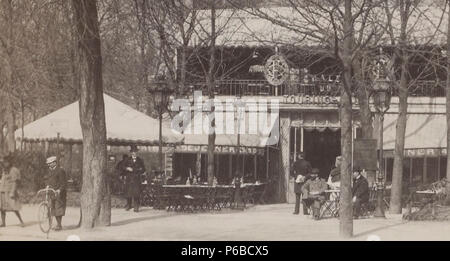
[446,0,450,204]
[382,0,446,213]
[72,0,109,228]
[231,0,388,238]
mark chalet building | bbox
[167,3,449,203]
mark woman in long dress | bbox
[0,155,24,227]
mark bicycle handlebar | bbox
[37,186,58,195]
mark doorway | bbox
[303,129,341,179]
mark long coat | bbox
[352,175,370,203]
[43,167,67,216]
[0,167,21,211]
[122,157,146,198]
[291,159,312,194]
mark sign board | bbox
[353,139,377,171]
[175,144,265,155]
[264,54,289,86]
[383,148,447,158]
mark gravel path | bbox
[0,204,449,241]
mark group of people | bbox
[291,152,370,219]
[115,145,146,212]
[0,154,67,230]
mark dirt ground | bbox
[1,204,449,241]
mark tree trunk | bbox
[353,58,373,139]
[446,0,450,205]
[5,95,15,153]
[391,1,410,213]
[0,112,4,154]
[390,56,408,213]
[207,3,216,186]
[72,0,109,228]
[339,0,354,238]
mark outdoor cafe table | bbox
[153,183,266,212]
[320,189,340,219]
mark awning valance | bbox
[383,113,446,152]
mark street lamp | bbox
[371,75,392,218]
[147,75,174,180]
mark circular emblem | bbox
[264,54,289,86]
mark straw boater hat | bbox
[46,156,57,164]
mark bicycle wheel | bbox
[38,202,52,234]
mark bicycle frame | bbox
[37,185,58,202]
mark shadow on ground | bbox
[353,220,409,238]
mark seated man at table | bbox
[352,166,370,218]
[302,168,328,219]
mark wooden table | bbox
[145,183,266,212]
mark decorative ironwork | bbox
[264,54,289,86]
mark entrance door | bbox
[303,129,341,180]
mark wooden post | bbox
[229,154,232,179]
[242,154,245,178]
[438,155,441,179]
[196,152,202,178]
[254,154,257,180]
[266,147,269,180]
[294,127,297,160]
[300,127,304,152]
[280,113,291,203]
[56,133,61,165]
[409,158,413,184]
[423,157,427,184]
[44,141,50,157]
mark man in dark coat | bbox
[43,156,67,231]
[122,145,146,212]
[352,166,370,218]
[302,168,328,220]
[116,154,129,196]
[291,152,312,215]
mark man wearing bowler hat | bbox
[122,145,146,212]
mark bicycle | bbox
[36,186,58,236]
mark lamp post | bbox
[371,72,392,218]
[234,93,245,179]
[148,75,174,179]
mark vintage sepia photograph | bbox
[1,0,450,245]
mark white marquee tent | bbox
[15,94,183,145]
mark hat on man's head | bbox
[311,168,320,175]
[130,145,139,152]
[46,156,57,164]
